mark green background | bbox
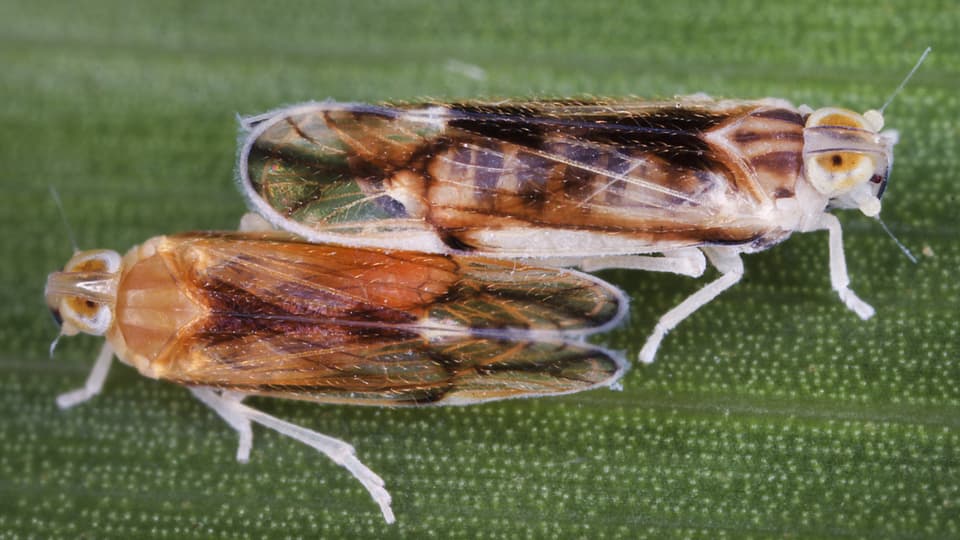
[2,1,957,538]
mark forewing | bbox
[239,100,772,253]
[163,326,627,406]
[167,232,626,334]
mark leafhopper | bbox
[46,231,628,523]
[238,53,927,363]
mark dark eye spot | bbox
[869,174,883,184]
[831,154,843,166]
[85,300,96,308]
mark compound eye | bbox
[64,250,121,274]
[59,297,112,336]
[814,112,865,129]
[818,151,868,172]
[816,149,875,182]
[806,107,873,131]
[67,297,102,319]
[807,150,877,195]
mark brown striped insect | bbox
[238,52,927,363]
[46,231,628,523]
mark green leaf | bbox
[2,1,957,538]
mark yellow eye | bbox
[805,107,872,131]
[812,112,867,129]
[69,257,110,273]
[806,150,877,195]
[814,151,873,175]
[54,294,114,336]
[65,297,102,319]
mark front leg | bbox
[56,342,115,409]
[815,213,875,320]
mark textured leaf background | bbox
[1,1,957,538]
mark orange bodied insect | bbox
[46,231,628,523]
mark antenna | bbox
[48,185,79,355]
[877,217,918,264]
[48,332,63,358]
[871,48,929,266]
[49,185,79,253]
[879,47,931,114]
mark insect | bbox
[46,231,628,523]
[237,52,927,363]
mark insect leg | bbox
[56,342,115,409]
[577,248,707,277]
[190,388,395,524]
[189,388,255,462]
[816,214,875,319]
[639,247,744,363]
